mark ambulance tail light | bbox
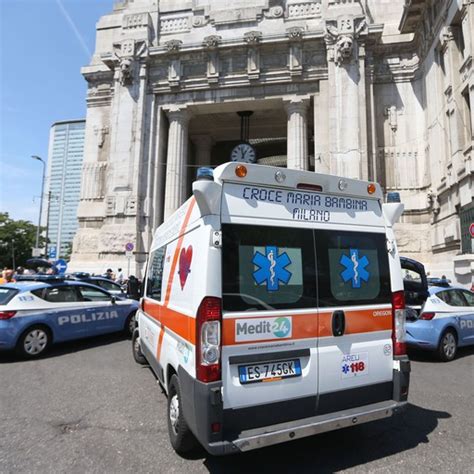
[196,297,221,383]
[0,311,16,320]
[391,290,406,356]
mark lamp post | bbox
[31,155,46,254]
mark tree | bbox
[0,213,45,269]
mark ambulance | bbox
[133,162,411,455]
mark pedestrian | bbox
[127,275,141,300]
[104,268,114,280]
[14,266,25,278]
[117,268,124,284]
[0,269,16,284]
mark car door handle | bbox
[332,310,346,337]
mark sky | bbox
[0,0,114,223]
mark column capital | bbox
[163,105,192,123]
[283,96,310,114]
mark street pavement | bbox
[0,335,473,473]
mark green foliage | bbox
[0,213,45,269]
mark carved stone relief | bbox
[111,39,148,86]
[287,1,322,19]
[160,16,190,34]
[325,16,366,66]
[94,126,109,148]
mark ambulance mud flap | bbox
[177,366,231,453]
[392,355,411,402]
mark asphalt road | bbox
[0,335,473,473]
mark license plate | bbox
[238,359,301,384]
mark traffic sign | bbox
[125,242,134,252]
[54,259,68,274]
[49,246,57,259]
[470,223,474,238]
[125,251,133,258]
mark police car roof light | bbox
[387,192,401,203]
[196,167,214,181]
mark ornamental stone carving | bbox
[94,126,109,148]
[325,16,366,66]
[192,15,208,27]
[287,27,304,41]
[111,39,147,86]
[264,6,284,18]
[288,1,322,19]
[160,16,189,34]
[244,31,262,45]
[203,35,221,49]
[165,39,182,53]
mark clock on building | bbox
[230,142,257,163]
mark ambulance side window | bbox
[146,246,167,301]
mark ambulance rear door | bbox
[314,226,395,413]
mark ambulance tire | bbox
[16,325,52,359]
[132,330,147,365]
[437,329,457,362]
[167,375,199,455]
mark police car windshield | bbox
[0,287,18,305]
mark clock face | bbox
[230,143,256,163]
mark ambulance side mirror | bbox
[193,180,221,216]
[382,202,404,227]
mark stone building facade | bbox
[70,0,473,286]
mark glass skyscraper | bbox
[45,120,85,259]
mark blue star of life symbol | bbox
[252,246,292,292]
[342,364,350,374]
[340,248,370,289]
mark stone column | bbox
[191,135,214,167]
[164,105,190,219]
[285,97,310,170]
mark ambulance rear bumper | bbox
[208,399,407,455]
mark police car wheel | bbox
[438,329,457,362]
[132,330,147,365]
[167,375,199,455]
[17,325,51,358]
[124,312,136,338]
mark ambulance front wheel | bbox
[167,374,199,455]
[132,330,147,365]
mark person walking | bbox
[117,268,124,284]
[0,269,16,284]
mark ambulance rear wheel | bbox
[16,325,51,359]
[132,330,147,365]
[167,375,199,455]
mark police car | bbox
[406,286,474,361]
[0,280,139,358]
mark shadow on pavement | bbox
[201,403,450,473]
[408,345,474,363]
[0,332,128,363]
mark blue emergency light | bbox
[196,167,214,181]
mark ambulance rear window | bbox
[315,230,391,307]
[222,224,317,311]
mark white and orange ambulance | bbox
[132,162,410,456]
